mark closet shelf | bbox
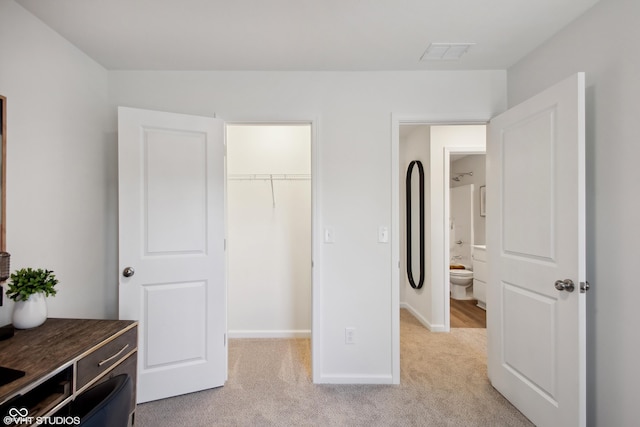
[227,174,310,181]
[227,173,310,208]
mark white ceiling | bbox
[16,0,599,71]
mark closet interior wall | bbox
[226,125,312,338]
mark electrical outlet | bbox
[345,327,356,344]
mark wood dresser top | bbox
[0,318,137,404]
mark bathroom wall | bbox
[226,125,311,338]
[451,155,486,245]
[449,185,474,268]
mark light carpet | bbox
[136,309,534,426]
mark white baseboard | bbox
[316,374,394,384]
[228,329,311,339]
[399,302,447,332]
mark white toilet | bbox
[450,268,474,300]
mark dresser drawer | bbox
[89,352,137,415]
[76,326,137,390]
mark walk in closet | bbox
[226,124,312,338]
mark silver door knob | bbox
[554,279,575,292]
[122,267,135,278]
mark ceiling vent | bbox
[420,43,475,61]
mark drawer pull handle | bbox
[98,344,130,367]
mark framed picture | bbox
[479,185,486,217]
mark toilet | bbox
[450,268,474,300]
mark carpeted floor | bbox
[136,309,534,426]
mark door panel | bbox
[487,73,586,427]
[145,281,206,367]
[145,129,207,254]
[118,107,226,403]
[502,109,554,259]
[503,284,556,397]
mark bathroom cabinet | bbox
[472,245,487,310]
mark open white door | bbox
[486,73,586,426]
[118,107,226,403]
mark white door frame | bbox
[223,117,322,383]
[391,114,489,383]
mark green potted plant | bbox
[6,268,58,329]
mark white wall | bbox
[226,125,311,337]
[507,0,638,424]
[0,1,111,324]
[451,154,486,245]
[109,70,506,382]
[1,0,506,385]
[399,126,431,327]
[450,184,474,267]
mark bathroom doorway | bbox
[397,123,486,332]
[450,153,486,328]
[396,122,488,391]
[225,124,313,342]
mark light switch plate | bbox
[324,227,335,243]
[378,226,389,243]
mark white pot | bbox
[12,292,48,329]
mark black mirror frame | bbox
[405,160,425,289]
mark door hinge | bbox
[224,333,227,346]
[224,238,226,250]
[580,281,590,293]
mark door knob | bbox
[122,267,135,278]
[554,279,575,292]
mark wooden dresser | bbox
[0,318,138,425]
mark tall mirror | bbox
[0,95,6,251]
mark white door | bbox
[486,73,586,426]
[118,107,226,403]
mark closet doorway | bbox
[226,124,312,340]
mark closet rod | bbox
[227,173,310,181]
